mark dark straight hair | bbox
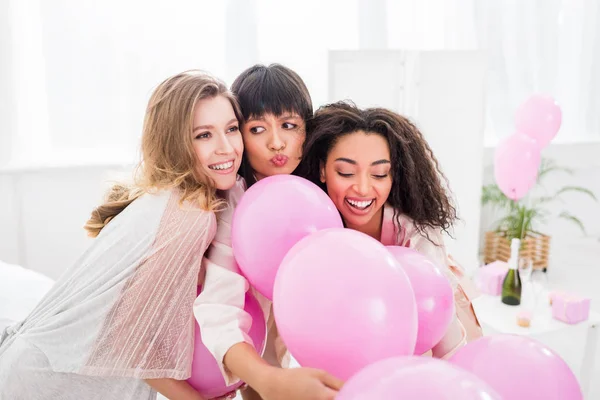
[231,64,313,187]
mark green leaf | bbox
[481,184,513,209]
[537,158,574,183]
[535,195,559,205]
[558,211,587,235]
[555,186,598,202]
[534,186,596,206]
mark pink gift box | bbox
[548,290,568,305]
[551,292,591,324]
[476,261,508,296]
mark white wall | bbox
[0,0,15,165]
[0,164,132,279]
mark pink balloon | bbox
[450,335,582,400]
[494,133,541,200]
[188,287,267,398]
[515,94,562,148]
[386,246,455,355]
[337,356,501,400]
[273,228,417,381]
[232,175,343,300]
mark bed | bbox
[0,260,55,330]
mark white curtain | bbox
[1,0,230,166]
[474,0,600,142]
[0,0,360,167]
[1,0,599,168]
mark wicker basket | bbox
[483,231,551,270]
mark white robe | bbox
[194,179,289,387]
[0,187,221,400]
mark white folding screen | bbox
[329,50,486,274]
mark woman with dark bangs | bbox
[194,64,342,400]
[300,101,483,358]
[233,64,313,187]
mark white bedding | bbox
[0,261,55,329]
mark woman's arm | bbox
[431,316,467,359]
[145,378,206,400]
[239,314,288,400]
[223,342,275,393]
[224,343,342,400]
[194,253,264,386]
[196,251,342,399]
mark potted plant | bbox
[481,158,597,271]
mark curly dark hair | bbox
[299,101,457,238]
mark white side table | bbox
[472,291,600,398]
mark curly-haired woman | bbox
[299,101,483,358]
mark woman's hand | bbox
[223,342,343,400]
[258,367,343,400]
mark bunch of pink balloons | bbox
[231,175,458,383]
[226,175,582,398]
[495,95,562,200]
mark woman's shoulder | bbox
[125,176,244,234]
[383,204,412,226]
[381,204,416,244]
[122,189,217,228]
[382,204,445,245]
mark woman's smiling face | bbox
[320,131,393,229]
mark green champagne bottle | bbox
[501,238,522,306]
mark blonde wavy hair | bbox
[84,70,241,238]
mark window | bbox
[3,0,599,169]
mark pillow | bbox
[0,261,55,326]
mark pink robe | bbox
[380,204,483,354]
[0,188,220,399]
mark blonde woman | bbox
[0,71,244,400]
